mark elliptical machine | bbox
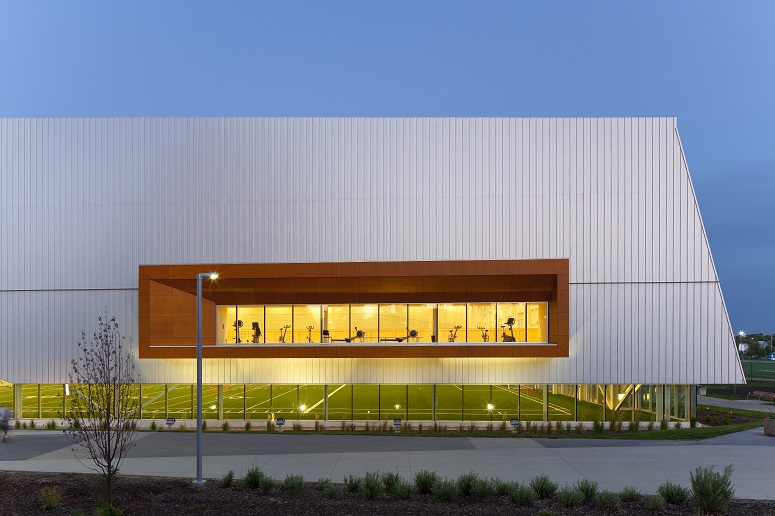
[278,324,291,343]
[477,326,490,342]
[500,317,516,342]
[448,325,462,342]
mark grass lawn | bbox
[740,359,775,380]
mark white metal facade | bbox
[0,117,744,385]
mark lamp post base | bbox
[193,479,207,487]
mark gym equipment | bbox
[332,327,365,343]
[379,328,418,343]
[278,324,291,343]
[448,325,462,342]
[501,317,516,342]
[306,325,315,343]
[251,322,262,343]
[477,326,490,342]
[233,320,243,343]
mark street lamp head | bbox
[738,330,746,338]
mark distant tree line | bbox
[737,332,774,358]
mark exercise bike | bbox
[477,326,490,342]
[501,317,516,342]
[278,324,291,343]
[448,325,462,342]
[251,322,262,343]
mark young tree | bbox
[63,312,139,506]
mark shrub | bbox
[722,414,731,425]
[644,494,666,512]
[554,421,562,434]
[317,477,331,490]
[485,422,494,433]
[597,490,621,511]
[690,464,734,514]
[201,420,207,431]
[266,420,276,432]
[222,421,230,432]
[507,483,538,506]
[149,421,157,431]
[244,421,251,432]
[470,477,493,501]
[417,422,423,433]
[314,419,321,431]
[456,471,480,496]
[292,422,302,431]
[341,420,346,432]
[674,421,681,430]
[608,420,617,432]
[380,420,389,432]
[283,474,304,497]
[467,422,477,434]
[344,474,361,492]
[659,418,668,431]
[29,420,36,430]
[574,422,583,434]
[619,486,640,502]
[647,421,655,431]
[628,421,639,432]
[414,469,439,494]
[243,466,265,490]
[593,420,604,433]
[381,471,401,492]
[40,486,62,510]
[657,480,689,504]
[220,470,234,488]
[258,474,274,495]
[524,421,532,434]
[499,421,508,433]
[557,485,584,507]
[430,477,456,502]
[389,478,414,500]
[14,420,21,430]
[360,471,382,501]
[95,504,124,516]
[403,421,414,433]
[322,482,337,499]
[493,478,514,496]
[690,417,697,428]
[46,420,57,430]
[364,421,371,432]
[529,474,558,499]
[565,422,572,434]
[576,479,598,500]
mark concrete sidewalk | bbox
[1,428,774,500]
[698,394,775,414]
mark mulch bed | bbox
[2,471,772,515]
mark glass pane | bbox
[407,385,434,420]
[240,306,265,344]
[491,385,520,422]
[293,305,321,343]
[467,303,495,342]
[351,304,379,342]
[327,305,350,342]
[435,385,462,421]
[245,384,272,420]
[194,384,219,420]
[298,385,325,421]
[271,384,298,420]
[497,303,525,342]
[519,384,545,421]
[379,385,407,421]
[141,384,166,419]
[527,303,548,342]
[265,306,293,343]
[21,384,39,418]
[438,304,466,343]
[40,384,64,419]
[217,305,237,343]
[167,384,194,419]
[547,385,575,421]
[577,384,606,421]
[64,384,86,419]
[0,384,14,413]
[407,304,434,342]
[379,304,407,342]
[352,385,379,420]
[463,385,491,421]
[327,384,352,421]
[222,384,244,420]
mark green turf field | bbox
[740,359,775,380]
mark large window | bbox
[216,301,549,345]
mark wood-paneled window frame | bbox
[139,260,569,359]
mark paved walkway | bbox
[2,427,774,500]
[698,394,775,414]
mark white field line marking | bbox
[303,384,348,414]
[492,385,571,416]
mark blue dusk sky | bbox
[1,2,773,333]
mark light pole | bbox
[194,271,218,487]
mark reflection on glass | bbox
[497,303,525,342]
[435,385,462,421]
[491,385,520,422]
[379,304,407,342]
[217,306,236,343]
[194,384,218,419]
[266,306,293,343]
[519,384,544,422]
[222,384,244,420]
[240,306,264,344]
[408,304,434,342]
[293,305,320,343]
[327,305,350,342]
[547,384,575,421]
[467,303,495,342]
[40,384,64,419]
[298,385,325,420]
[327,384,352,420]
[408,385,434,420]
[351,304,378,342]
[380,385,406,420]
[353,385,379,420]
[245,384,271,419]
[438,304,466,343]
[167,384,193,419]
[271,384,298,419]
[463,385,491,420]
[527,303,547,342]
[140,384,166,419]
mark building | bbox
[0,117,744,424]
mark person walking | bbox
[0,406,10,442]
